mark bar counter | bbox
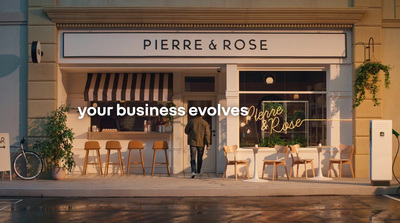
[77,131,173,175]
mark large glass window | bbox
[239,71,326,147]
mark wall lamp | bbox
[31,41,44,63]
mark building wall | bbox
[27,0,58,146]
[352,0,400,178]
[383,0,400,179]
[352,1,384,178]
[383,26,400,176]
[27,0,400,177]
[0,1,28,146]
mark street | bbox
[0,195,399,222]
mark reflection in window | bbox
[239,71,326,148]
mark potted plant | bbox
[34,104,75,180]
[353,62,391,108]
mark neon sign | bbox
[246,105,305,134]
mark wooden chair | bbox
[262,145,290,181]
[104,141,124,176]
[328,144,355,178]
[82,141,102,176]
[126,140,145,176]
[222,145,249,180]
[289,144,315,179]
[151,141,170,176]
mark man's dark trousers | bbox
[190,145,205,174]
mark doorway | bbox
[183,98,217,173]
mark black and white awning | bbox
[84,73,173,102]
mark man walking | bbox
[185,115,210,178]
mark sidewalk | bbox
[0,173,398,197]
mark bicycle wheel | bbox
[13,151,43,180]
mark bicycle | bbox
[12,137,43,180]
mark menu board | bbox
[0,133,12,180]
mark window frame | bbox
[238,69,328,147]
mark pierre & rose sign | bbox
[63,32,346,58]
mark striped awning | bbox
[84,73,173,102]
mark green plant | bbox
[287,135,307,147]
[260,134,307,148]
[260,134,286,147]
[353,62,391,108]
[258,138,268,147]
[34,105,75,172]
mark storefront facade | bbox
[27,1,400,178]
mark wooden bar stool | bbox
[126,140,145,176]
[104,141,124,176]
[151,141,170,176]
[82,141,102,176]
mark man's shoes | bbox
[191,172,196,178]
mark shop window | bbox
[239,71,326,147]
[90,101,171,132]
[185,76,215,92]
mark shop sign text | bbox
[246,105,305,134]
[63,32,347,58]
[143,39,268,51]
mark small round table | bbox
[242,147,269,182]
[308,145,333,181]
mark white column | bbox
[225,64,239,147]
[217,67,227,174]
[328,64,353,147]
[171,72,183,174]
